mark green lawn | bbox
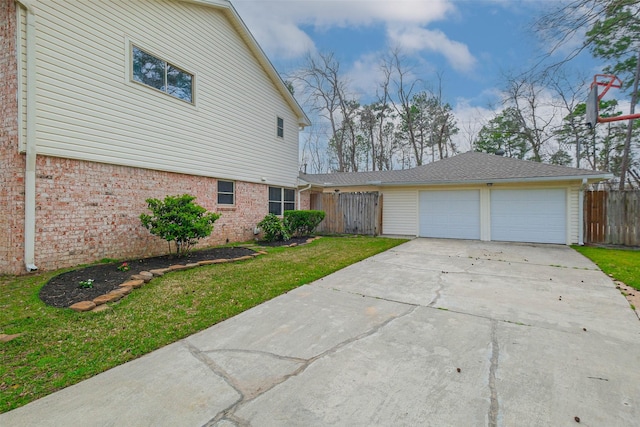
[573,245,640,291]
[0,236,407,413]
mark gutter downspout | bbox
[298,184,312,210]
[19,1,38,272]
[578,178,587,246]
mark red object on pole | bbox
[590,74,640,124]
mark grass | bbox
[573,245,640,291]
[0,236,407,413]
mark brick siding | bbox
[0,1,27,275]
[31,156,271,272]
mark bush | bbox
[140,194,221,257]
[258,214,290,242]
[284,210,326,237]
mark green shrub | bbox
[258,213,290,242]
[284,210,326,237]
[140,194,221,257]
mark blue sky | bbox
[233,0,601,152]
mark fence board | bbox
[311,192,381,235]
[584,190,640,246]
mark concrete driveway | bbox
[2,238,639,426]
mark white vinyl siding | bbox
[30,0,300,187]
[568,186,580,244]
[382,190,418,235]
[490,189,566,244]
[419,190,481,239]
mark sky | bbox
[232,0,603,160]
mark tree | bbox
[140,194,220,257]
[474,107,529,159]
[556,98,639,174]
[292,52,361,172]
[535,0,640,187]
[549,149,573,166]
[386,50,425,166]
[503,75,559,162]
[587,0,640,188]
[548,72,591,168]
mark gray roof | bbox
[300,151,612,187]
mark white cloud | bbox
[346,53,386,99]
[233,0,464,61]
[235,0,455,28]
[386,25,476,72]
[248,21,316,59]
[452,99,498,152]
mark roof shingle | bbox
[300,151,611,187]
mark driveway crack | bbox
[200,304,417,424]
[488,320,500,427]
[428,273,447,307]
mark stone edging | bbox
[69,237,321,313]
[69,250,267,313]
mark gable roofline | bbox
[300,151,613,187]
[181,0,311,128]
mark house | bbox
[300,152,612,245]
[0,0,310,274]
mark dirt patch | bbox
[615,281,640,320]
[39,247,256,308]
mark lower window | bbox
[217,180,235,205]
[268,187,295,215]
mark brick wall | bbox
[0,2,299,274]
[298,189,311,210]
[30,156,270,272]
[0,1,27,275]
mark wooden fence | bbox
[584,190,640,246]
[310,192,382,235]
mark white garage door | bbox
[491,189,566,244]
[419,190,480,239]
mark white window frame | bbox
[276,116,284,138]
[130,44,194,104]
[268,187,295,216]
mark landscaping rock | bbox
[168,264,188,271]
[139,271,154,280]
[110,287,132,296]
[149,269,168,277]
[91,304,111,313]
[234,256,254,261]
[131,271,154,282]
[93,293,123,305]
[120,279,145,289]
[198,259,229,265]
[69,301,96,312]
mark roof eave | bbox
[377,174,614,187]
[308,173,613,188]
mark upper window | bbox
[277,117,284,138]
[269,187,295,215]
[132,45,193,103]
[218,180,235,205]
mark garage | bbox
[302,152,611,245]
[490,189,566,244]
[419,190,480,239]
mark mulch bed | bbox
[39,246,256,308]
[39,237,314,309]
